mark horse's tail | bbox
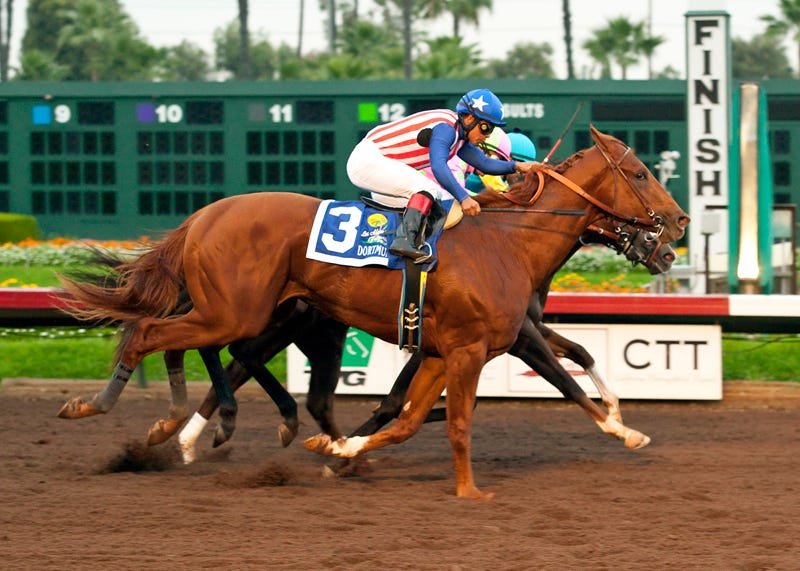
[58,217,195,325]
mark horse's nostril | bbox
[677,215,690,227]
[664,253,675,262]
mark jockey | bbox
[347,88,542,263]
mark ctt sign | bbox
[287,324,722,400]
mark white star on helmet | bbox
[470,95,488,112]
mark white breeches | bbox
[347,139,451,208]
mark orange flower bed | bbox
[6,237,152,249]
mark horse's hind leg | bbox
[57,361,136,419]
[539,323,622,422]
[352,350,425,437]
[198,346,239,447]
[146,349,189,445]
[304,356,447,457]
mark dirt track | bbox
[1,379,799,570]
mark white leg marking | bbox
[586,365,622,422]
[331,435,368,457]
[178,412,208,464]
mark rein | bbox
[498,147,664,233]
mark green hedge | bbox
[0,214,39,243]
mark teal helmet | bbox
[508,132,537,161]
[456,88,507,126]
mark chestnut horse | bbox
[172,224,675,465]
[58,126,688,499]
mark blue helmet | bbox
[456,88,507,126]
[507,132,537,161]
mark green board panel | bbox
[0,79,796,240]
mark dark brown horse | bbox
[58,126,688,499]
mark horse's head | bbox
[583,223,677,275]
[588,125,690,244]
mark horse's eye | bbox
[635,170,647,181]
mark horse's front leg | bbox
[304,355,446,457]
[515,321,648,449]
[146,349,189,445]
[539,323,622,422]
[197,346,238,447]
[441,343,491,500]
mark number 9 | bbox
[54,105,71,124]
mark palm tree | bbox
[58,0,134,81]
[401,0,411,77]
[761,0,800,77]
[583,16,663,79]
[0,0,14,81]
[562,0,574,79]
[414,36,482,78]
[237,0,251,78]
[297,0,304,56]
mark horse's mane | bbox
[474,149,586,209]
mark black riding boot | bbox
[390,207,431,263]
[389,192,434,264]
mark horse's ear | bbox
[589,124,610,150]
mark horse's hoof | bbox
[146,418,186,446]
[278,422,298,448]
[57,396,102,419]
[323,456,372,478]
[456,486,495,501]
[624,430,651,449]
[212,424,234,448]
[302,433,334,455]
[303,435,365,458]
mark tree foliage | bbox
[761,0,800,77]
[582,16,664,79]
[20,0,159,80]
[10,1,799,83]
[732,33,793,79]
[214,20,281,80]
[484,42,556,79]
[157,41,212,81]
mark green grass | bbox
[0,325,795,383]
[0,326,287,382]
[0,265,66,287]
[721,334,800,382]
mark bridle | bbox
[584,222,668,270]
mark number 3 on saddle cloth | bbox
[306,198,454,351]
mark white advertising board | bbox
[287,324,722,401]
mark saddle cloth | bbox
[306,199,448,271]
